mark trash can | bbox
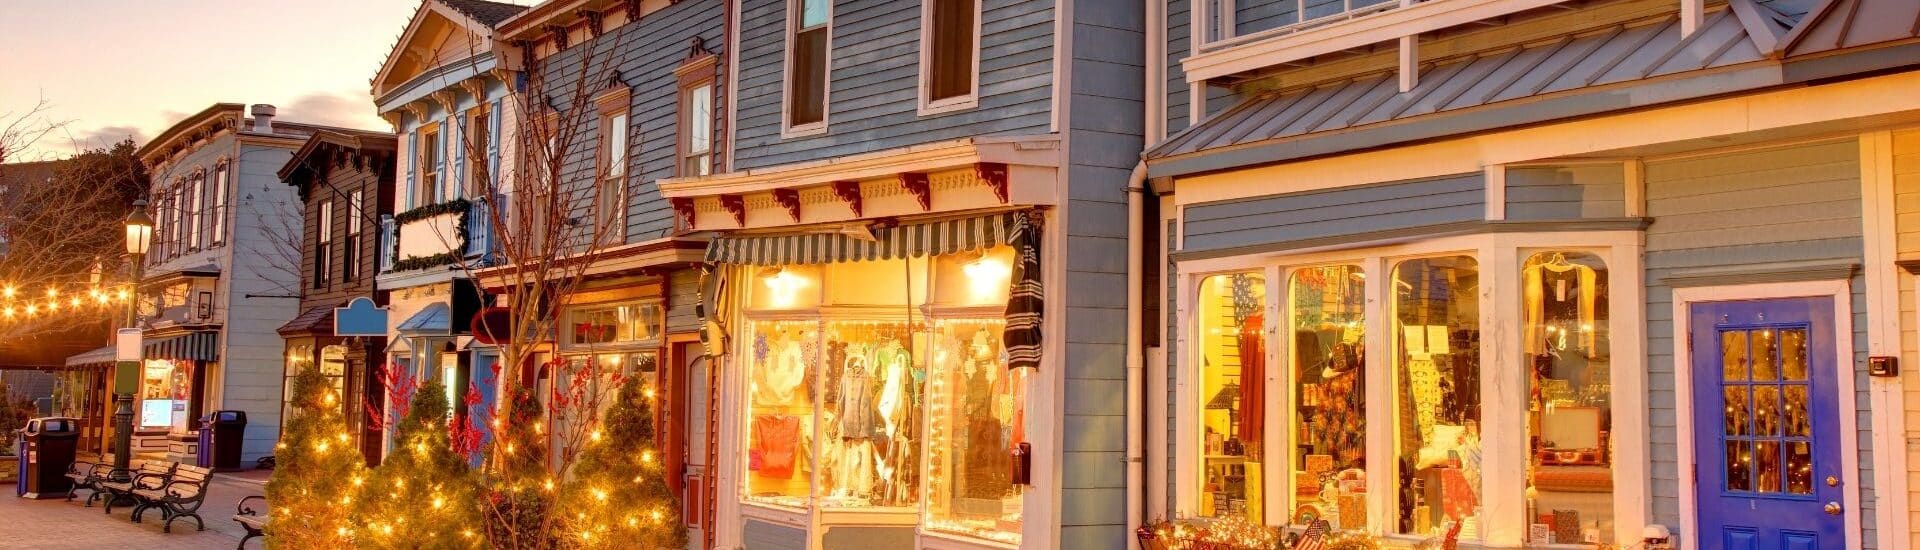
[17,417,79,499]
[204,410,247,472]
[195,414,215,468]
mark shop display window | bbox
[819,319,922,509]
[1390,256,1481,536]
[1521,252,1613,545]
[745,320,820,508]
[924,318,1025,543]
[142,359,190,430]
[565,300,664,346]
[1194,272,1267,522]
[1287,265,1366,530]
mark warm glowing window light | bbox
[761,268,809,308]
[962,254,1010,303]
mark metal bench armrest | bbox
[237,495,266,516]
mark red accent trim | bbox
[670,197,696,231]
[719,194,746,226]
[899,173,931,211]
[976,162,1010,204]
[832,180,862,217]
[772,188,802,222]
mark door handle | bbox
[1826,475,1839,487]
[1824,502,1842,515]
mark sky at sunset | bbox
[0,0,532,160]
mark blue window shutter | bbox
[453,112,468,199]
[405,130,417,209]
[489,98,503,192]
[437,114,451,204]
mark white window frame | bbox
[781,0,832,138]
[210,161,229,246]
[1172,230,1648,546]
[916,0,983,116]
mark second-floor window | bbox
[469,106,491,196]
[185,172,204,250]
[210,162,229,246]
[345,191,363,282]
[597,109,629,242]
[420,124,443,207]
[679,74,715,177]
[921,0,979,111]
[786,0,830,132]
[314,200,333,289]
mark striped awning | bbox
[145,332,219,362]
[705,212,1028,265]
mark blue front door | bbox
[1690,297,1844,549]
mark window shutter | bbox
[438,114,452,202]
[452,113,467,199]
[489,98,503,192]
[405,130,418,209]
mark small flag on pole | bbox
[1292,520,1328,550]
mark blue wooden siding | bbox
[1062,2,1145,549]
[1505,164,1627,220]
[1641,139,1875,546]
[820,526,913,549]
[537,0,725,244]
[1234,0,1298,35]
[730,0,1054,171]
[742,519,806,550]
[1167,0,1191,134]
[1180,173,1485,253]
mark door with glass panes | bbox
[1689,297,1843,549]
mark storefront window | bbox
[1521,252,1612,545]
[566,300,664,345]
[1390,256,1481,536]
[1288,265,1365,529]
[924,318,1024,542]
[745,320,820,508]
[141,359,190,430]
[1194,272,1266,522]
[818,319,921,508]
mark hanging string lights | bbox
[0,281,135,324]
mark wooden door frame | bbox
[1671,280,1861,550]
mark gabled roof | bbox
[370,0,528,99]
[279,129,397,187]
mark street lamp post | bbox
[113,199,153,473]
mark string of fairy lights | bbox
[0,283,134,321]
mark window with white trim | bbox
[786,0,830,132]
[920,0,980,113]
[419,124,443,207]
[210,162,229,246]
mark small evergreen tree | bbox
[265,368,365,548]
[556,376,687,549]
[358,380,483,549]
[483,384,555,548]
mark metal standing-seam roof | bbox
[1149,8,1769,162]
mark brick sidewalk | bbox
[1,471,265,549]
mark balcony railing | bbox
[463,194,501,262]
[1197,0,1405,53]
[378,215,397,273]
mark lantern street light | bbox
[112,199,153,474]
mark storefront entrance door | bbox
[1689,297,1843,549]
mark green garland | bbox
[391,252,460,272]
[394,197,472,224]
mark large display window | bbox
[141,359,192,430]
[1390,256,1480,537]
[739,246,1027,545]
[1522,251,1612,546]
[1286,265,1367,530]
[1193,272,1266,522]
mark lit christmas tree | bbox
[483,384,555,548]
[265,368,365,547]
[556,376,687,549]
[358,379,483,548]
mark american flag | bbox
[1292,520,1328,550]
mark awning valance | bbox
[146,332,219,362]
[705,211,1029,265]
[398,303,453,336]
[64,345,117,368]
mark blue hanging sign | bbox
[334,296,389,337]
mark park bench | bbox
[131,464,213,532]
[98,460,175,515]
[63,460,109,505]
[232,495,267,549]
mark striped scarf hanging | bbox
[1004,211,1043,370]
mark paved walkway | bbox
[1,469,268,549]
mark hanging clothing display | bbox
[750,414,802,479]
[755,340,808,408]
[1523,261,1599,356]
[1237,313,1265,455]
[1004,214,1043,370]
[839,355,875,440]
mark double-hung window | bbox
[677,53,718,177]
[210,162,229,246]
[314,200,334,289]
[920,0,980,113]
[185,172,204,250]
[596,90,631,244]
[345,191,363,282]
[419,124,442,207]
[785,0,830,134]
[469,107,491,196]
